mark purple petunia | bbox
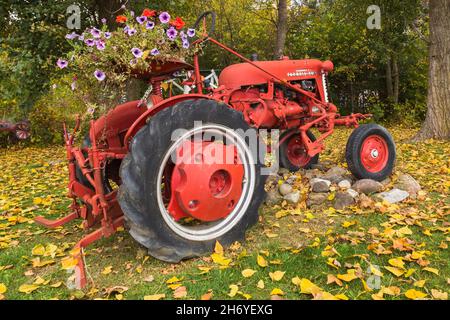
[159,12,170,24]
[166,27,177,40]
[127,28,137,36]
[136,16,147,24]
[78,34,85,41]
[101,18,107,24]
[91,27,101,38]
[94,70,106,81]
[85,38,95,46]
[123,25,130,33]
[150,48,160,56]
[57,58,68,69]
[129,59,137,66]
[187,28,195,37]
[182,40,190,49]
[145,21,155,30]
[131,47,143,58]
[96,40,106,51]
[65,32,79,40]
[104,32,112,39]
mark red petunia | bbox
[116,15,127,23]
[170,17,185,30]
[142,9,156,17]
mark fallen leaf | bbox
[173,286,187,299]
[228,284,239,297]
[18,284,39,294]
[242,269,256,278]
[384,266,405,277]
[144,294,165,300]
[257,255,268,267]
[0,283,6,294]
[270,288,284,296]
[423,267,439,275]
[102,266,113,275]
[431,289,448,300]
[405,289,427,300]
[257,280,265,289]
[269,271,285,281]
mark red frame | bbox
[34,28,371,288]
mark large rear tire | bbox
[118,99,266,262]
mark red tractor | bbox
[35,12,395,288]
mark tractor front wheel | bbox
[279,130,319,171]
[345,124,396,181]
[118,99,266,262]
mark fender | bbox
[124,94,216,148]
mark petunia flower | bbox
[65,32,79,40]
[142,9,156,17]
[94,70,106,81]
[182,40,190,49]
[85,38,95,46]
[159,12,170,24]
[104,32,112,39]
[101,18,107,24]
[136,16,147,24]
[96,40,106,51]
[187,28,195,37]
[166,27,177,40]
[150,48,160,56]
[127,28,137,36]
[145,21,155,30]
[91,27,101,38]
[57,58,68,69]
[131,47,143,58]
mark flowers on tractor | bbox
[167,27,177,40]
[56,59,68,69]
[104,32,112,39]
[136,16,147,24]
[131,47,143,58]
[91,27,101,38]
[170,17,185,30]
[142,9,156,17]
[116,15,127,23]
[187,28,196,37]
[96,40,106,51]
[65,32,78,40]
[94,70,105,81]
[85,38,95,47]
[159,12,170,24]
[145,21,155,30]
[151,48,160,56]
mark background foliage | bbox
[0,0,429,144]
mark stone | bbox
[380,177,391,187]
[338,180,352,190]
[310,163,326,171]
[333,191,355,210]
[352,179,383,194]
[325,166,347,177]
[395,174,421,197]
[310,178,331,193]
[375,188,409,204]
[265,188,283,205]
[304,169,320,180]
[324,174,345,184]
[346,188,359,198]
[279,183,293,196]
[358,193,374,208]
[286,175,299,185]
[306,193,328,207]
[284,191,300,204]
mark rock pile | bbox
[265,163,421,211]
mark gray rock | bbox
[310,178,331,193]
[325,166,347,177]
[306,193,328,207]
[304,169,320,180]
[266,174,282,185]
[324,174,345,184]
[338,180,352,189]
[333,191,355,210]
[265,188,283,205]
[279,183,293,196]
[375,188,409,204]
[284,191,300,204]
[352,179,384,194]
[347,188,359,198]
[380,177,391,187]
[286,175,299,185]
[395,174,421,197]
[310,163,326,171]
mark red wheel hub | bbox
[360,135,389,173]
[167,140,244,222]
[286,135,310,168]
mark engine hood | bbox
[218,58,333,89]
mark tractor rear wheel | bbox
[118,99,266,262]
[279,130,319,171]
[345,124,396,181]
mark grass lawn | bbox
[0,126,449,300]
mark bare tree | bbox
[414,0,450,140]
[274,0,288,59]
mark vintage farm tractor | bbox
[35,12,395,288]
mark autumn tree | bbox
[274,0,288,58]
[414,0,450,140]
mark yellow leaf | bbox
[342,221,356,228]
[414,280,426,288]
[405,289,427,300]
[32,244,45,256]
[299,278,322,295]
[404,268,416,278]
[269,271,285,282]
[291,276,302,286]
[50,281,62,288]
[214,241,224,255]
[102,266,113,275]
[19,284,39,294]
[397,226,412,235]
[327,274,343,287]
[335,293,349,300]
[228,284,239,297]
[242,269,256,278]
[388,257,405,269]
[144,294,165,300]
[257,280,265,289]
[33,197,42,205]
[384,266,405,277]
[370,265,384,277]
[198,266,212,274]
[423,267,439,275]
[167,283,182,290]
[337,269,358,282]
[257,255,268,267]
[201,291,213,300]
[431,289,448,300]
[270,288,284,296]
[166,276,182,284]
[60,256,78,270]
[211,253,231,266]
[0,283,6,294]
[382,286,400,296]
[173,286,187,299]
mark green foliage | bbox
[28,103,64,146]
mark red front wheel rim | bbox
[360,135,389,173]
[286,135,310,168]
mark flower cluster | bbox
[56,8,197,100]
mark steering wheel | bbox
[193,11,216,37]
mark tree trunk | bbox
[413,0,450,140]
[386,57,394,100]
[392,55,399,104]
[274,0,288,59]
